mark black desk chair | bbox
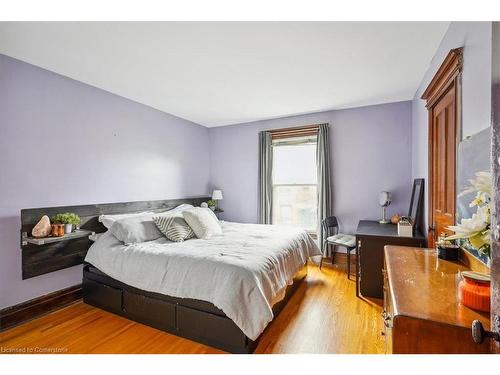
[320,216,357,279]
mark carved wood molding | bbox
[421,47,463,108]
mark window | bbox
[272,136,317,232]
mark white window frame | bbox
[271,137,318,234]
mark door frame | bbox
[421,48,463,246]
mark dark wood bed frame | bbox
[83,263,306,353]
[20,197,308,353]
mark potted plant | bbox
[52,212,81,234]
[207,199,216,211]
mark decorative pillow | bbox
[182,207,222,239]
[153,213,195,242]
[109,214,163,244]
[99,211,154,229]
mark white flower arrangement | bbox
[446,171,492,258]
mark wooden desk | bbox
[355,220,426,298]
[383,246,490,353]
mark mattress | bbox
[84,221,320,340]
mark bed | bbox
[83,220,320,353]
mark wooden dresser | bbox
[383,245,491,354]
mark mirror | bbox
[457,128,491,265]
[408,178,424,235]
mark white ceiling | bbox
[0,22,449,127]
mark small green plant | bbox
[207,199,216,207]
[52,212,81,225]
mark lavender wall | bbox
[0,54,210,309]
[6,23,489,310]
[411,22,492,231]
[209,101,413,235]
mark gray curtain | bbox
[258,131,273,224]
[317,123,333,253]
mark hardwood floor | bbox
[0,264,384,354]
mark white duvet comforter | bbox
[84,221,320,340]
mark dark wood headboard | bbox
[20,197,210,279]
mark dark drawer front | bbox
[358,235,425,299]
[122,291,176,331]
[177,305,247,351]
[83,279,122,314]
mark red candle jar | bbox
[458,271,490,312]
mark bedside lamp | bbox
[212,190,223,211]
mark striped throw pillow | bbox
[153,214,195,242]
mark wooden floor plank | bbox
[0,265,384,354]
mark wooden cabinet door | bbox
[428,85,457,246]
[421,48,462,248]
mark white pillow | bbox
[99,204,194,229]
[169,203,194,212]
[99,211,154,229]
[109,213,163,244]
[89,232,105,242]
[182,207,222,239]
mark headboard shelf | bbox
[22,229,95,246]
[20,196,210,279]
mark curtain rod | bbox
[267,124,323,140]
[267,124,321,134]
